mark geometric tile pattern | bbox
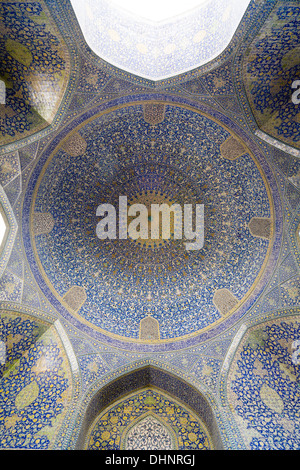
[0,0,70,147]
[0,316,73,449]
[86,389,211,450]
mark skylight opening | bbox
[109,0,208,23]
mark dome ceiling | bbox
[23,96,282,350]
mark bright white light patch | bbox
[109,0,208,22]
[0,211,6,247]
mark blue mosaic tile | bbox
[0,1,70,147]
[0,271,23,303]
[279,254,299,284]
[0,312,46,378]
[280,276,300,307]
[27,101,276,346]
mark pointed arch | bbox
[74,363,224,449]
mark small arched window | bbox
[0,206,8,256]
[125,415,174,450]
